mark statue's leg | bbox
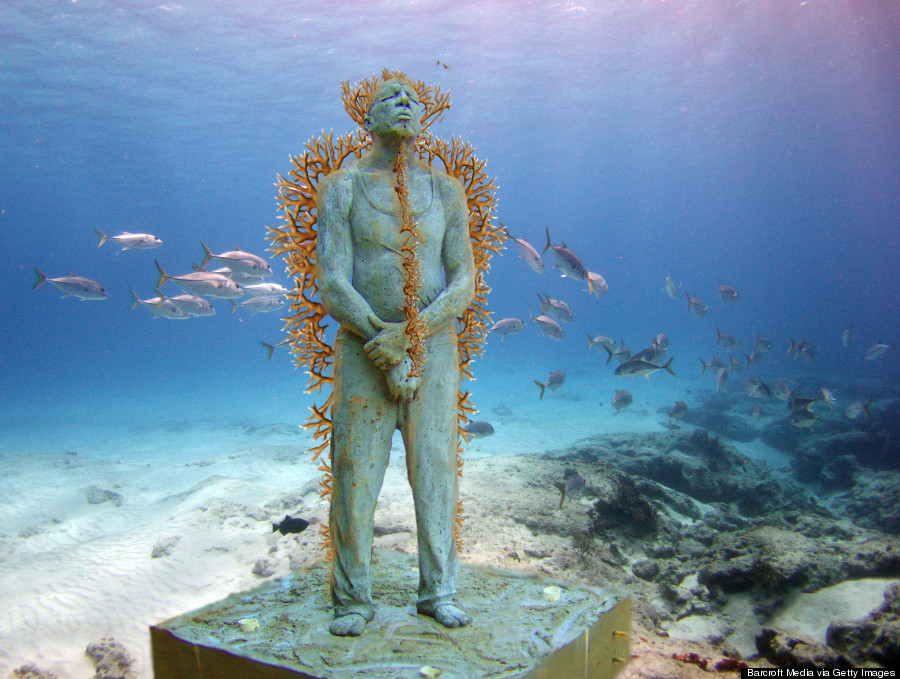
[401,332,471,628]
[329,330,397,636]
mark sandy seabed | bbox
[1,370,897,678]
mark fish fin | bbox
[155,260,168,289]
[93,228,107,247]
[542,227,551,254]
[33,267,46,290]
[272,523,279,533]
[603,345,613,365]
[260,341,275,360]
[534,380,546,400]
[154,288,167,307]
[663,357,675,376]
[200,241,213,270]
[129,290,141,310]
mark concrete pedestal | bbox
[151,550,630,679]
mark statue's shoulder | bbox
[318,168,354,206]
[431,167,466,201]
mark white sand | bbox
[0,371,888,676]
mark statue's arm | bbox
[422,174,476,332]
[316,171,381,341]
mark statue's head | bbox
[363,78,423,141]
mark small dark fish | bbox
[272,515,309,535]
[788,338,816,360]
[462,420,495,439]
[746,377,772,398]
[535,370,566,400]
[789,396,818,412]
[668,401,688,420]
[745,348,764,366]
[718,282,739,303]
[790,409,818,428]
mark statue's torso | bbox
[346,163,449,323]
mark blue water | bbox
[1,0,898,446]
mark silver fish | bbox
[33,268,107,300]
[714,366,728,392]
[716,327,742,352]
[530,313,564,340]
[729,355,743,374]
[604,342,633,365]
[865,343,895,361]
[129,290,189,319]
[615,357,674,379]
[686,292,707,318]
[490,317,526,337]
[537,293,574,322]
[844,400,871,420]
[201,241,272,279]
[587,334,616,351]
[788,338,816,360]
[501,223,544,274]
[543,228,593,292]
[260,338,291,360]
[94,228,162,250]
[611,389,633,414]
[156,260,243,299]
[718,283,739,303]
[556,472,585,509]
[700,357,727,375]
[243,282,289,297]
[586,271,609,296]
[754,333,772,353]
[166,293,216,317]
[841,325,853,348]
[535,370,566,399]
[231,295,285,314]
[790,409,818,428]
[664,273,680,300]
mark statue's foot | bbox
[425,603,472,628]
[329,613,367,637]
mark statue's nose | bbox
[397,90,410,105]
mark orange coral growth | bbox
[266,72,502,559]
[393,147,427,378]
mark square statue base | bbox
[151,550,631,679]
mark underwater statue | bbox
[267,70,503,637]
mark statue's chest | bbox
[352,171,444,246]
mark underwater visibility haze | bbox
[1,0,899,675]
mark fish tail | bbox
[534,380,546,400]
[93,228,108,247]
[230,300,237,314]
[699,358,707,375]
[200,241,213,270]
[155,260,168,288]
[663,357,675,375]
[587,334,594,351]
[153,288,167,307]
[558,489,566,510]
[32,267,46,290]
[542,227,551,254]
[260,341,275,360]
[272,523,279,533]
[603,345,613,365]
[129,290,141,310]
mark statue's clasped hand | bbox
[363,316,409,371]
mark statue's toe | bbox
[432,604,472,628]
[329,613,367,636]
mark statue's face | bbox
[365,80,422,140]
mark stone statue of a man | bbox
[316,77,476,637]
